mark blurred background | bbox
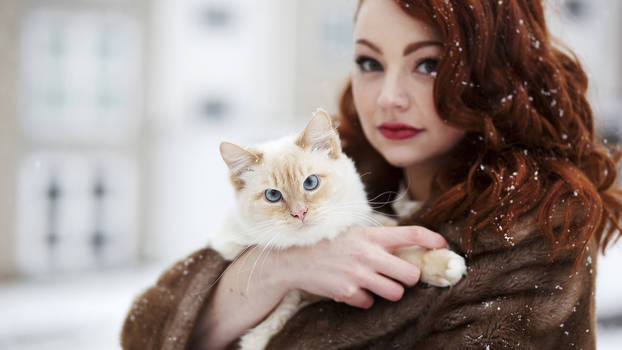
[0,0,620,348]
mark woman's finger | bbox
[366,250,421,287]
[332,285,375,309]
[358,271,405,302]
[365,225,447,251]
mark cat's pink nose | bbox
[291,207,308,222]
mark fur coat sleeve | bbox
[120,248,229,350]
[121,213,598,350]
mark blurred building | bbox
[0,0,357,279]
[1,0,149,278]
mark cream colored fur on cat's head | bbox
[219,109,370,249]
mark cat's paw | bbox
[420,249,466,287]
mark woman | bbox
[121,0,622,349]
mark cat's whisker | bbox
[228,226,282,286]
[240,222,279,234]
[245,231,281,294]
[329,208,388,224]
[243,225,278,247]
[314,207,385,227]
[249,228,279,280]
[316,203,395,219]
[367,190,401,203]
[189,243,256,297]
[371,211,402,218]
[331,190,406,209]
[365,187,413,207]
[333,201,390,211]
[255,237,285,288]
[191,224,280,297]
[320,191,414,215]
[314,205,366,217]
[318,201,372,209]
[346,214,383,226]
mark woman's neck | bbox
[403,156,447,202]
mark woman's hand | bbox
[278,225,447,308]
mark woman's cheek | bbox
[352,76,378,125]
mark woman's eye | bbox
[415,58,439,75]
[303,175,320,191]
[264,189,282,203]
[355,56,383,72]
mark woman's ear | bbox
[297,108,341,159]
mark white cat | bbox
[210,109,466,350]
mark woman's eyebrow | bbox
[356,39,443,56]
[403,41,443,56]
[355,39,382,54]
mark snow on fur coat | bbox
[121,209,598,350]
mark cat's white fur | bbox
[210,109,466,350]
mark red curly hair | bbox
[338,0,622,257]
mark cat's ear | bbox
[297,108,341,159]
[220,142,263,189]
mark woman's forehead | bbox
[354,0,440,50]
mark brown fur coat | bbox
[121,211,597,349]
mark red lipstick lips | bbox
[378,122,423,140]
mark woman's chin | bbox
[381,152,422,168]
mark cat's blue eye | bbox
[355,56,383,73]
[303,175,319,191]
[264,189,282,203]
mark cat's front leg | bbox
[395,246,466,287]
[238,290,304,350]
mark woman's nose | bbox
[377,73,409,111]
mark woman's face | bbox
[351,0,465,168]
